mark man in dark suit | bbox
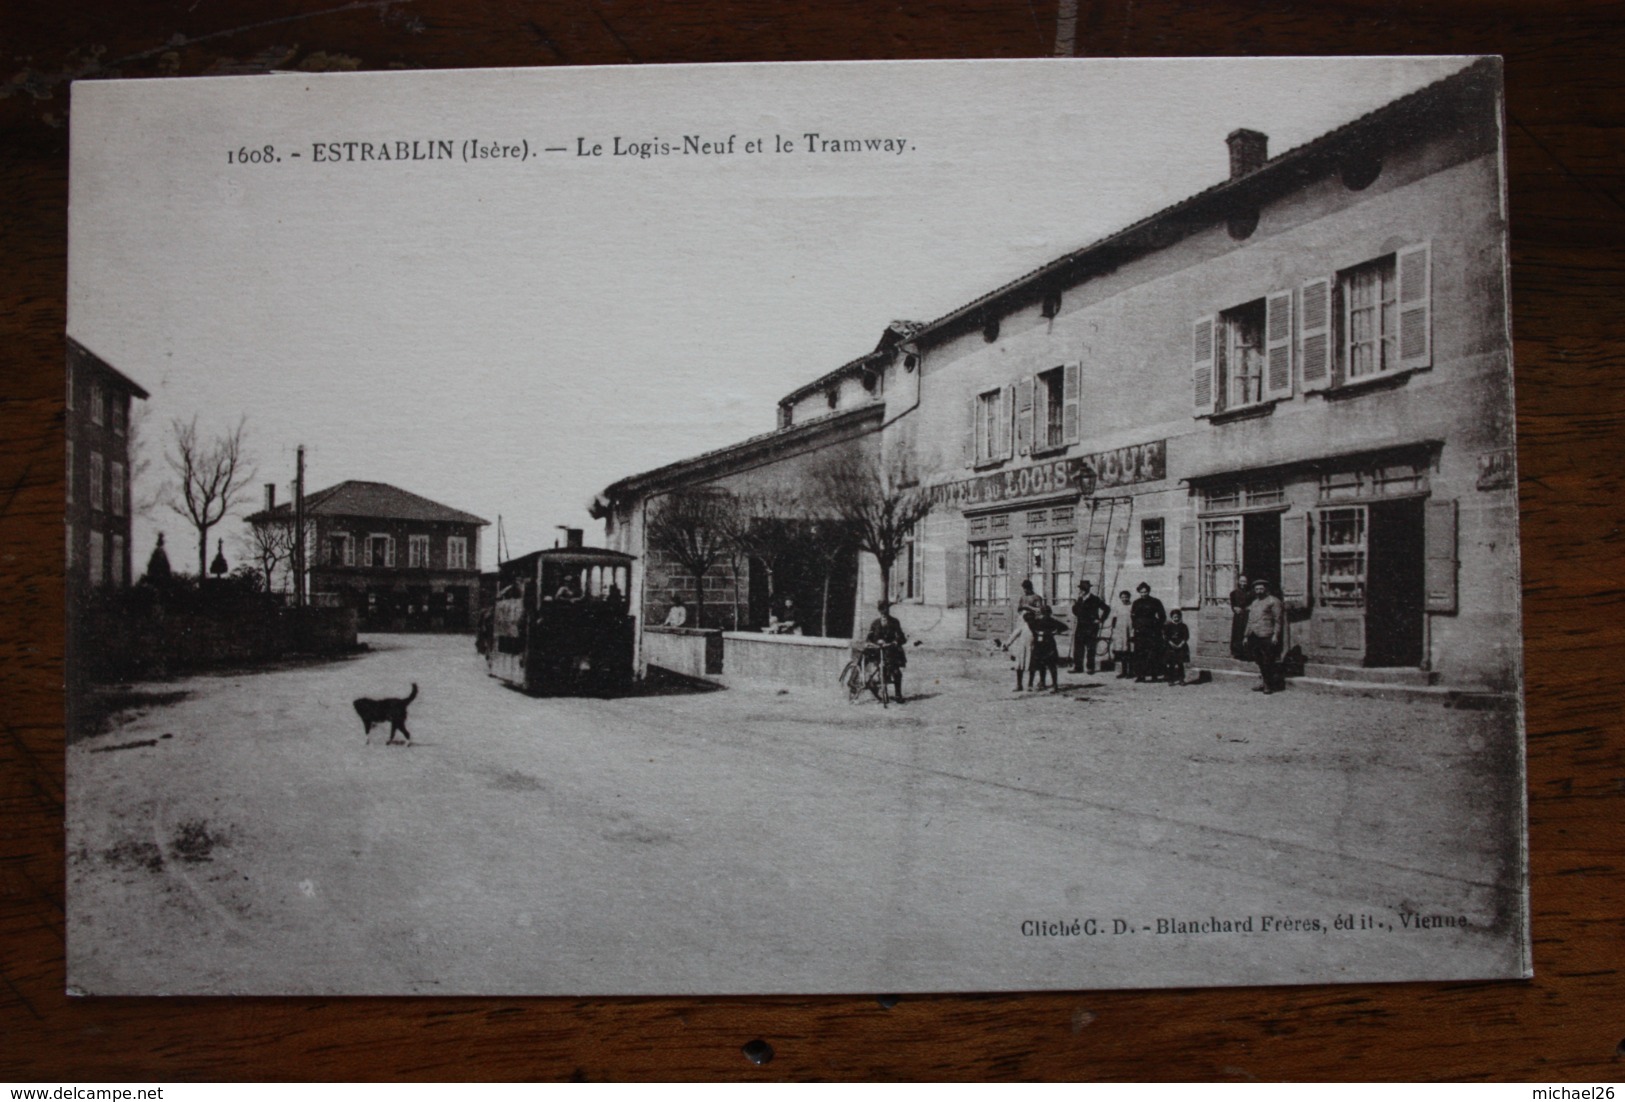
[1070,579,1109,673]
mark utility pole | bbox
[294,445,306,608]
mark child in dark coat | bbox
[1030,610,1065,692]
[1163,610,1191,685]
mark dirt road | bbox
[67,634,1525,994]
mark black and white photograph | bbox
[64,56,1528,995]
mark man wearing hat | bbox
[1070,579,1109,674]
[1244,577,1287,693]
[1130,581,1167,683]
[866,598,909,703]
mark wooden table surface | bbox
[3,0,1621,1082]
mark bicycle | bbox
[838,642,890,707]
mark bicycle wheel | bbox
[840,659,864,702]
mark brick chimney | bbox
[264,483,276,512]
[1226,128,1268,179]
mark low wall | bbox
[720,631,852,689]
[74,603,359,681]
[644,626,723,678]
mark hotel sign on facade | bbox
[929,439,1166,511]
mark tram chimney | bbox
[565,527,584,549]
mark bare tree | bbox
[243,516,296,595]
[165,415,255,580]
[646,488,736,630]
[719,487,801,629]
[806,449,933,607]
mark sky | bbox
[67,56,1475,571]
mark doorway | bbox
[1242,512,1281,591]
[1366,498,1425,666]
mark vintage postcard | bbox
[65,57,1528,995]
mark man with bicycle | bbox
[866,599,909,704]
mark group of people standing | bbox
[1000,578,1191,690]
[1073,580,1191,686]
[1000,574,1289,693]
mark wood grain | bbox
[3,0,1621,1081]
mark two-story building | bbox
[597,59,1518,692]
[249,480,488,632]
[66,338,148,597]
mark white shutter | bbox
[1264,290,1293,400]
[966,395,978,467]
[1397,242,1432,370]
[1300,277,1332,393]
[1015,377,1034,456]
[1062,362,1081,445]
[999,384,1015,460]
[344,534,354,566]
[1192,316,1217,416]
[1425,498,1457,613]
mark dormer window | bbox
[1040,291,1061,319]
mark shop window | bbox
[1200,518,1241,607]
[971,539,1010,606]
[409,534,430,568]
[448,536,469,570]
[1318,506,1367,607]
[1141,518,1165,566]
[1200,480,1284,514]
[1026,534,1072,606]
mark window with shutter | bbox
[1192,316,1217,416]
[1334,245,1432,384]
[1397,241,1432,370]
[965,395,978,468]
[1264,290,1293,400]
[1178,523,1198,609]
[1062,362,1080,445]
[1280,512,1311,611]
[1033,367,1067,451]
[1424,498,1457,613]
[998,384,1015,460]
[1015,376,1034,455]
[1300,277,1332,392]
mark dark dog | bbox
[353,683,418,745]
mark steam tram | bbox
[485,542,636,695]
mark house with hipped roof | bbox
[249,480,487,632]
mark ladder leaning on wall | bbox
[1079,495,1136,599]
